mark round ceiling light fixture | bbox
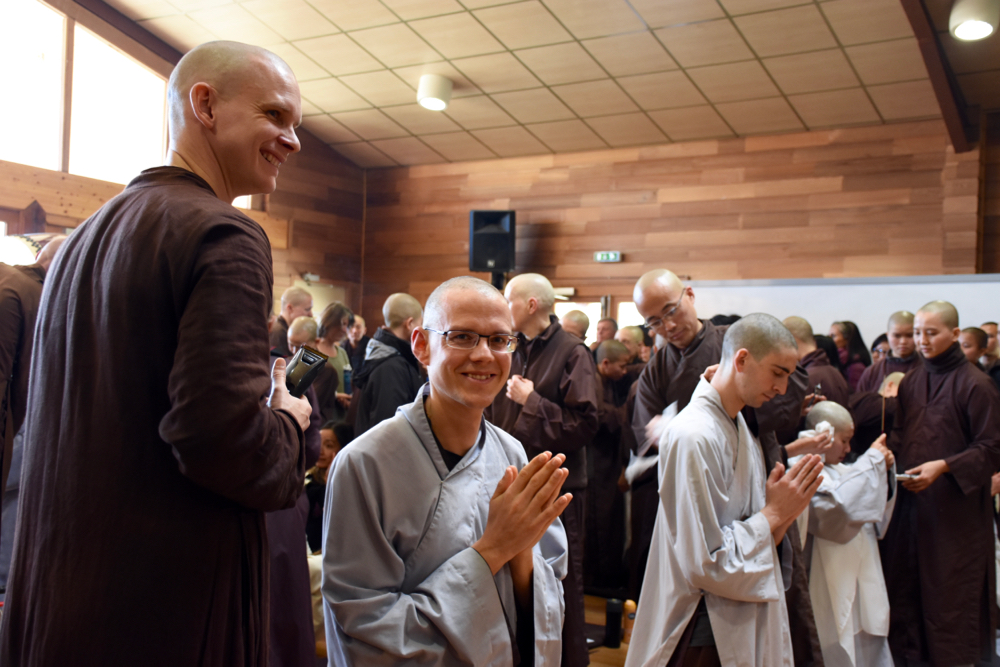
[417,74,452,111]
[950,0,999,40]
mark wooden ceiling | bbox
[99,0,994,168]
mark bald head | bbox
[888,310,914,328]
[280,286,312,321]
[288,315,317,339]
[383,293,423,333]
[596,339,629,365]
[35,235,67,272]
[560,310,590,340]
[425,277,507,330]
[721,313,797,366]
[782,316,815,346]
[917,300,959,329]
[805,400,854,432]
[633,269,683,304]
[505,273,555,312]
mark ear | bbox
[527,297,538,314]
[733,348,750,372]
[411,327,430,366]
[189,82,218,130]
[951,327,961,342]
[685,286,695,305]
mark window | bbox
[553,301,603,346]
[617,302,645,328]
[69,24,166,185]
[0,0,65,171]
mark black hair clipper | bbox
[285,345,328,397]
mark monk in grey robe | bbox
[0,41,312,666]
[323,277,570,666]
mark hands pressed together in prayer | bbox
[268,357,312,431]
[762,454,824,543]
[506,375,535,405]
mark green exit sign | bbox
[594,251,621,263]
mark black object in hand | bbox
[285,345,328,397]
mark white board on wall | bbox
[688,274,1000,347]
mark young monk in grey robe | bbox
[0,42,312,666]
[626,314,824,667]
[322,277,569,666]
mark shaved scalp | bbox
[383,293,423,329]
[782,316,815,345]
[167,41,292,134]
[917,300,959,329]
[633,269,683,302]
[963,327,988,349]
[805,400,854,432]
[562,310,590,333]
[879,371,906,394]
[424,276,507,330]
[35,235,67,272]
[618,325,645,344]
[281,286,311,309]
[597,339,629,364]
[721,313,797,365]
[506,273,555,312]
[888,310,915,328]
[288,315,317,340]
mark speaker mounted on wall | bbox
[469,210,515,289]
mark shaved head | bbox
[782,316,815,345]
[721,313,797,366]
[35,235,67,272]
[424,277,507,330]
[805,400,853,432]
[281,286,311,309]
[888,310,914,328]
[383,293,424,329]
[288,315,317,340]
[560,310,590,339]
[617,325,644,345]
[596,339,629,364]
[917,301,959,329]
[505,273,555,312]
[633,269,683,303]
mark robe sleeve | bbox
[530,519,568,665]
[807,449,891,544]
[632,351,669,454]
[511,346,599,454]
[0,282,23,426]
[660,424,780,603]
[322,451,513,665]
[943,378,1000,495]
[158,223,306,512]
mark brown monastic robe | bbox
[880,343,1000,666]
[800,348,850,408]
[0,168,306,666]
[849,354,920,458]
[270,315,291,356]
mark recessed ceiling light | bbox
[950,0,999,41]
[417,74,452,111]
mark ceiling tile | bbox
[370,137,447,165]
[617,70,705,110]
[441,95,517,128]
[451,52,542,92]
[714,97,804,134]
[492,88,576,123]
[409,12,505,58]
[267,42,330,82]
[719,0,806,16]
[542,0,646,39]
[293,34,383,75]
[459,0,520,6]
[846,38,928,86]
[648,106,735,141]
[379,0,466,20]
[527,119,607,151]
[349,23,442,68]
[867,79,941,120]
[298,78,372,112]
[420,131,496,160]
[627,0,724,29]
[164,0,229,12]
[137,16,218,51]
[473,1,573,50]
[307,0,399,31]
[551,79,638,117]
[734,5,837,58]
[393,62,481,97]
[382,104,463,133]
[941,33,1000,75]
[686,60,780,103]
[514,42,606,85]
[957,71,1000,111]
[339,70,416,106]
[332,109,410,140]
[586,113,668,146]
[302,114,361,143]
[582,33,678,76]
[187,4,283,46]
[763,48,859,94]
[472,126,551,157]
[821,0,914,46]
[789,88,880,128]
[103,0,178,21]
[655,19,755,68]
[299,98,323,116]
[241,0,338,41]
[332,142,398,167]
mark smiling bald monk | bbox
[0,41,311,666]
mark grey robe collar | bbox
[399,383,488,481]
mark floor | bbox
[584,594,631,667]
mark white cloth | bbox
[321,385,567,666]
[793,447,896,667]
[625,379,793,667]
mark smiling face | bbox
[317,428,339,469]
[734,347,799,408]
[887,322,915,359]
[914,310,960,359]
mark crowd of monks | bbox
[0,39,997,667]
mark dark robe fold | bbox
[0,167,306,667]
[849,355,920,458]
[800,348,850,409]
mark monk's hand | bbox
[763,455,824,539]
[268,357,312,431]
[506,375,534,405]
[870,434,894,468]
[991,471,1000,496]
[784,430,833,457]
[800,394,826,417]
[702,364,719,382]
[473,452,572,575]
[902,459,949,492]
[335,392,351,408]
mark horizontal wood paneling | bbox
[362,119,984,325]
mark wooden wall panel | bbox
[362,120,984,326]
[983,114,1000,272]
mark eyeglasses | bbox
[645,298,683,330]
[423,328,518,353]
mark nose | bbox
[281,126,301,155]
[469,336,493,360]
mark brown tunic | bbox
[270,315,290,356]
[856,354,921,393]
[0,168,306,666]
[800,348,850,408]
[880,343,1000,666]
[850,355,920,458]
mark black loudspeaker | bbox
[469,210,515,273]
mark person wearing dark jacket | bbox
[352,293,424,436]
[784,316,851,408]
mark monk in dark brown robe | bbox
[880,301,1000,667]
[271,285,313,356]
[631,269,826,667]
[0,41,312,667]
[784,316,850,408]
